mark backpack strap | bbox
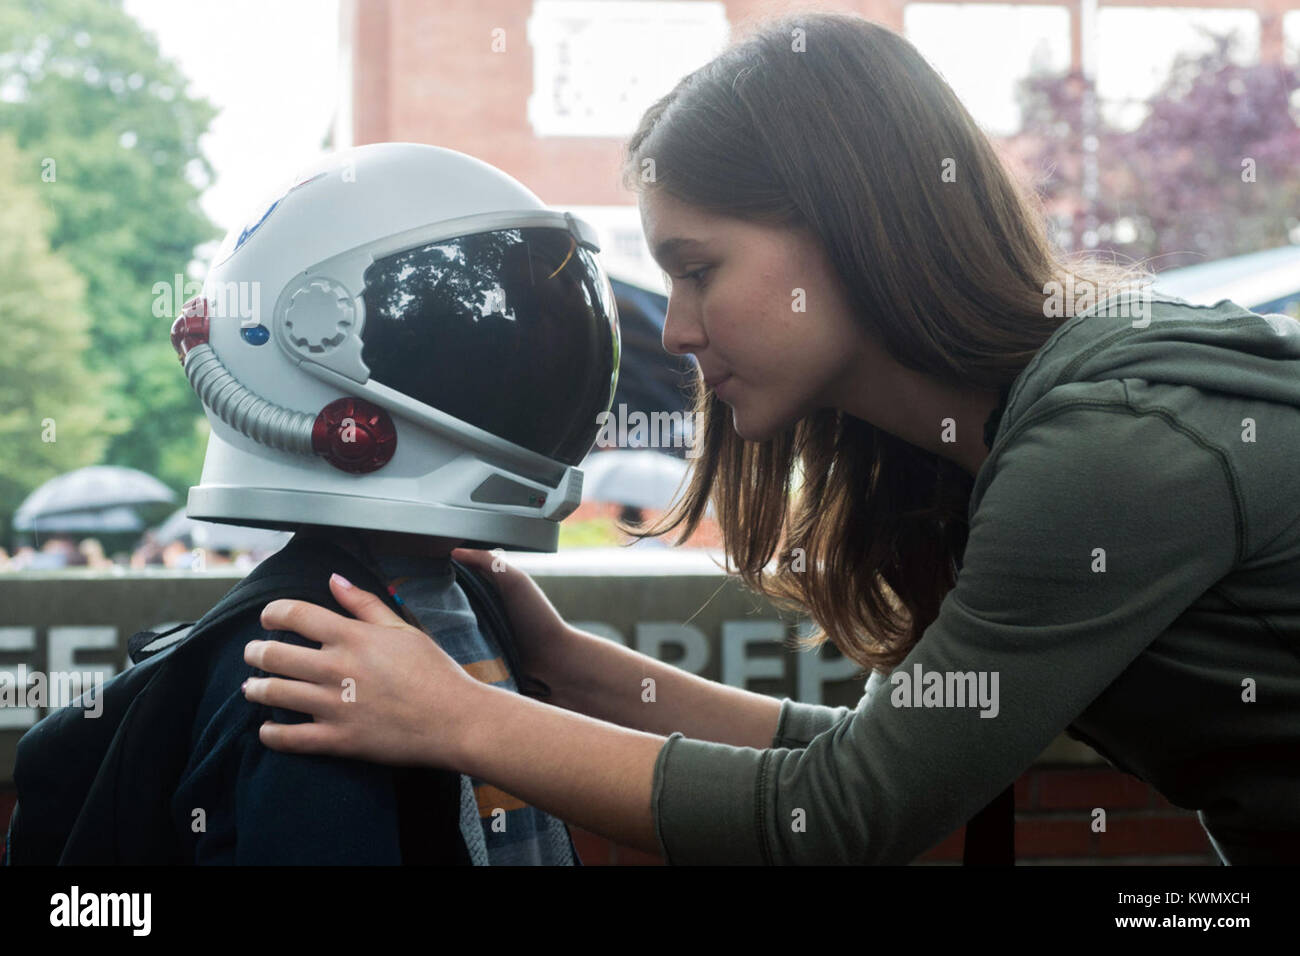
[128,623,195,664]
[155,529,409,668]
[123,532,406,668]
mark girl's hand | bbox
[243,573,484,769]
[450,547,575,686]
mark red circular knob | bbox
[171,295,210,360]
[311,397,397,474]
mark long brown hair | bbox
[618,11,1154,675]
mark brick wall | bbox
[344,0,1291,209]
[345,0,907,206]
[917,768,1219,865]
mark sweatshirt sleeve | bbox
[771,671,889,748]
[651,403,1242,864]
[771,699,856,749]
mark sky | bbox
[122,0,340,255]
[120,0,1299,251]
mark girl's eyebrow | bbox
[652,237,708,266]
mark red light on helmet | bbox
[171,295,210,361]
[312,397,398,474]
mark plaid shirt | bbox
[375,552,575,865]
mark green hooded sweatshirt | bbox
[650,290,1300,865]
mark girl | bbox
[241,12,1300,864]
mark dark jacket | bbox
[6,529,581,865]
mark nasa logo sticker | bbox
[230,196,282,257]
[217,170,330,266]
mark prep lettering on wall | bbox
[571,617,860,706]
[0,616,859,728]
[0,626,124,729]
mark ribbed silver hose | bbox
[184,344,317,455]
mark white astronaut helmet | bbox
[172,142,620,552]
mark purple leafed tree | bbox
[1010,28,1300,272]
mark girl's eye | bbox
[676,266,712,286]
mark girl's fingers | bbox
[260,574,417,645]
[452,547,519,595]
[327,573,419,630]
[243,638,338,685]
[260,598,354,645]
[256,719,344,756]
[450,547,498,574]
[242,675,342,718]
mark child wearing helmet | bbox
[161,143,617,864]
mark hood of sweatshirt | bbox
[978,289,1300,501]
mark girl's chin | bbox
[728,398,813,443]
[728,407,779,444]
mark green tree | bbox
[0,131,122,544]
[0,0,221,509]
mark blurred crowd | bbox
[0,533,278,572]
[0,501,715,573]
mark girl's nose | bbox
[661,298,705,357]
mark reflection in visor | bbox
[360,227,620,467]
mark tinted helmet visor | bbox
[359,225,620,466]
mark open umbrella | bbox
[13,466,176,531]
[14,505,147,535]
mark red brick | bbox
[1097,814,1214,857]
[346,1,910,208]
[1015,817,1094,857]
[1036,769,1152,809]
[1015,773,1036,810]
